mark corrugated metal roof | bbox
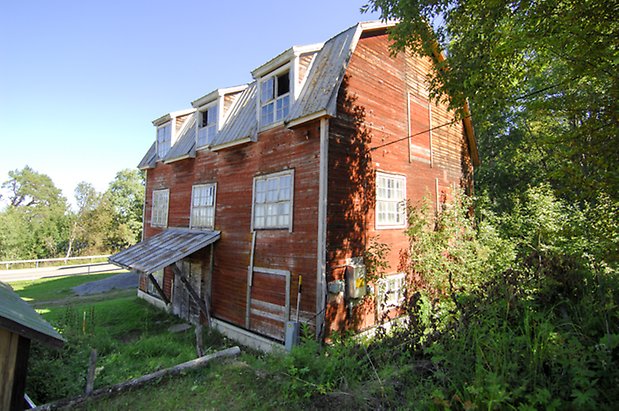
[211,82,258,148]
[137,21,401,160]
[138,142,157,170]
[165,114,197,163]
[0,281,65,347]
[109,228,220,274]
[287,24,360,122]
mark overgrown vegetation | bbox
[12,277,231,405]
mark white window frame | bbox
[375,171,407,229]
[377,273,406,309]
[156,122,172,158]
[151,189,169,227]
[190,183,217,229]
[259,66,291,129]
[252,169,294,231]
[147,270,164,297]
[197,104,218,147]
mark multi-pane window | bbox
[151,189,169,227]
[260,71,290,127]
[157,122,172,158]
[376,172,406,229]
[253,170,293,230]
[191,184,216,228]
[377,273,406,308]
[197,105,218,147]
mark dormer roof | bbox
[251,43,323,79]
[191,85,248,109]
[152,108,195,127]
[142,20,477,164]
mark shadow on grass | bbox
[9,272,125,302]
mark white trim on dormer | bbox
[152,108,195,127]
[257,64,292,130]
[191,85,247,109]
[251,44,323,79]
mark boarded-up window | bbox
[191,184,216,229]
[151,189,169,227]
[375,172,406,229]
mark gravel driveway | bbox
[72,272,139,296]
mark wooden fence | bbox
[0,255,111,270]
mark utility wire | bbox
[370,78,574,152]
[370,116,468,152]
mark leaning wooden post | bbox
[85,349,97,395]
[195,324,204,357]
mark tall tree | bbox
[103,169,145,251]
[0,166,69,259]
[364,0,618,205]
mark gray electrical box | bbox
[285,321,300,351]
[345,258,366,300]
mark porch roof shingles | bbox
[109,229,220,274]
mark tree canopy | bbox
[0,167,144,260]
[365,0,618,205]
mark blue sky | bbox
[0,1,381,206]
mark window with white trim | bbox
[151,189,169,227]
[197,105,218,147]
[147,270,163,297]
[377,273,406,308]
[157,122,172,158]
[260,71,290,127]
[376,172,406,229]
[190,184,216,229]
[253,170,293,230]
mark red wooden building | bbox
[111,21,478,351]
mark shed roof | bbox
[164,114,197,163]
[0,282,65,347]
[109,229,220,274]
[138,142,157,170]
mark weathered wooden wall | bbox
[324,30,474,336]
[0,329,29,411]
[142,120,321,340]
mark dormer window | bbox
[157,122,172,158]
[260,71,290,127]
[198,105,218,147]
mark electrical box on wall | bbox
[345,257,366,300]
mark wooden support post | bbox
[195,324,204,357]
[171,265,211,327]
[85,349,97,395]
[245,231,257,329]
[148,273,170,305]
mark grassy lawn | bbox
[10,272,120,302]
[10,275,383,410]
[10,274,234,406]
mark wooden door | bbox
[247,267,290,341]
[172,260,202,324]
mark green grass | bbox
[9,272,122,302]
[19,274,234,405]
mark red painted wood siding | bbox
[142,121,321,336]
[325,30,475,336]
